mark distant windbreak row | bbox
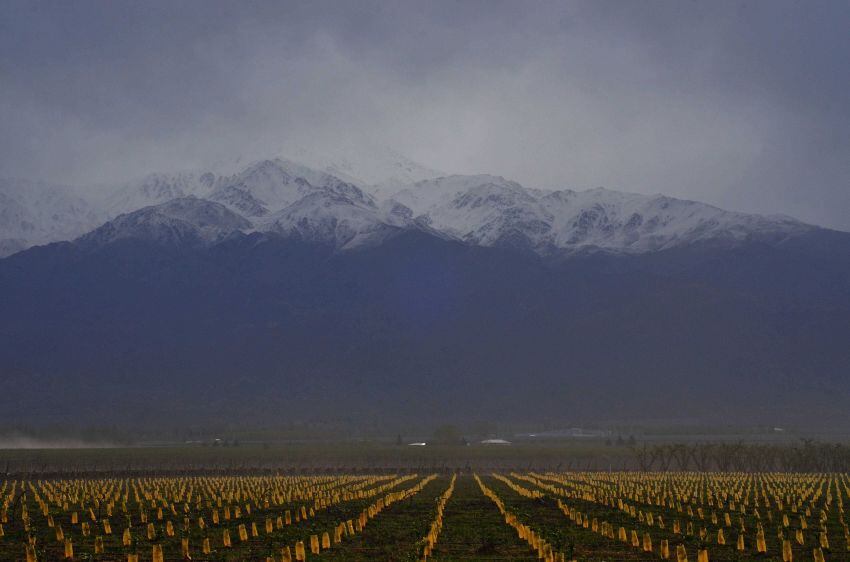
[0,472,847,561]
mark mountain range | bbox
[1,150,816,258]
[1,150,849,431]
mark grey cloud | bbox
[1,0,848,229]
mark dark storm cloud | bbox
[1,0,848,228]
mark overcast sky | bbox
[1,1,848,229]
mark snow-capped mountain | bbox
[280,142,444,197]
[212,158,376,212]
[77,160,409,251]
[389,175,813,254]
[206,158,405,249]
[538,188,809,252]
[390,174,517,215]
[262,191,401,250]
[206,183,269,218]
[80,197,250,248]
[196,141,443,199]
[3,188,849,429]
[3,153,850,431]
[0,178,103,257]
[0,150,826,258]
[105,171,213,217]
[207,161,818,255]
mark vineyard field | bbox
[1,472,847,561]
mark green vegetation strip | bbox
[486,474,654,562]
[317,475,448,562]
[428,475,537,562]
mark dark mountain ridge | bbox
[1,203,849,431]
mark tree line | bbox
[630,439,850,472]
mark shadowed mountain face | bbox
[1,213,849,430]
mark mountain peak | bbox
[279,142,443,192]
[217,157,375,212]
[262,190,400,250]
[79,197,251,248]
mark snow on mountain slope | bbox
[424,179,551,248]
[215,158,375,212]
[105,172,213,217]
[288,143,443,186]
[2,151,822,259]
[540,188,810,252]
[206,183,270,218]
[388,175,551,248]
[79,161,405,251]
[281,143,443,198]
[203,158,415,249]
[0,178,103,256]
[389,175,814,254]
[390,175,520,217]
[80,197,251,248]
[98,157,377,223]
[259,190,402,250]
[196,141,442,197]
